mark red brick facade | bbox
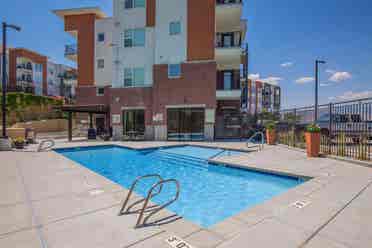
[152,62,217,125]
[106,62,217,128]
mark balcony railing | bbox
[216,0,242,5]
[65,44,77,56]
[215,32,242,48]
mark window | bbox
[124,0,145,9]
[169,21,181,35]
[123,67,145,87]
[97,59,105,69]
[124,68,133,87]
[133,68,145,86]
[96,87,105,96]
[123,29,145,47]
[97,33,105,42]
[223,72,232,90]
[168,64,181,78]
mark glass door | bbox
[167,108,205,141]
[123,109,145,140]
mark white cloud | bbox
[248,73,260,80]
[325,69,335,74]
[260,77,282,86]
[329,90,372,101]
[329,71,352,82]
[280,62,294,68]
[248,74,282,86]
[295,77,314,84]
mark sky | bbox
[1,0,371,108]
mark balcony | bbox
[216,0,243,33]
[65,44,77,61]
[216,70,242,100]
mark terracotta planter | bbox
[266,129,276,145]
[305,132,320,157]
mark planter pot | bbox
[305,132,320,157]
[14,142,25,150]
[266,129,276,145]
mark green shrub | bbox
[306,124,321,133]
[265,121,276,131]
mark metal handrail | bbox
[246,131,265,150]
[118,174,163,216]
[37,139,55,152]
[136,179,180,228]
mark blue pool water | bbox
[56,145,303,227]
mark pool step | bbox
[148,150,209,169]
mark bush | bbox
[265,121,276,131]
[306,124,321,133]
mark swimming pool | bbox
[56,145,303,227]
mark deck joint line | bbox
[299,179,372,247]
[15,158,49,248]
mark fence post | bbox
[293,108,296,147]
[328,102,333,154]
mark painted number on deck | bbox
[166,235,194,248]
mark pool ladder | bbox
[118,174,180,228]
[246,131,265,151]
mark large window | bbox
[167,108,205,141]
[124,0,145,9]
[168,64,181,78]
[123,110,145,139]
[169,21,181,35]
[123,29,145,47]
[124,67,145,87]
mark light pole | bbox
[1,22,21,150]
[314,59,326,123]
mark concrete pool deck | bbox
[1,140,372,247]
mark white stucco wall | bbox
[112,0,154,88]
[95,17,113,87]
[155,0,187,65]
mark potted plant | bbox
[265,121,277,145]
[305,124,321,157]
[13,137,25,149]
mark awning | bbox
[59,104,109,114]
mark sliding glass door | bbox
[123,109,145,140]
[167,108,205,141]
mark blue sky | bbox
[1,0,371,108]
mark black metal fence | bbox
[278,97,372,161]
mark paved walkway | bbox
[1,140,371,247]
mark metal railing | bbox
[278,97,372,161]
[246,131,265,150]
[136,179,180,228]
[216,0,242,5]
[118,174,164,216]
[64,44,77,56]
[118,174,181,228]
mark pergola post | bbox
[89,113,93,129]
[68,112,72,142]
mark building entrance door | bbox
[167,108,205,141]
[123,109,145,140]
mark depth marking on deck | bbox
[166,235,195,248]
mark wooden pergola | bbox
[59,104,110,141]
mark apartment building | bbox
[54,0,248,141]
[243,79,281,115]
[47,62,77,98]
[0,46,76,97]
